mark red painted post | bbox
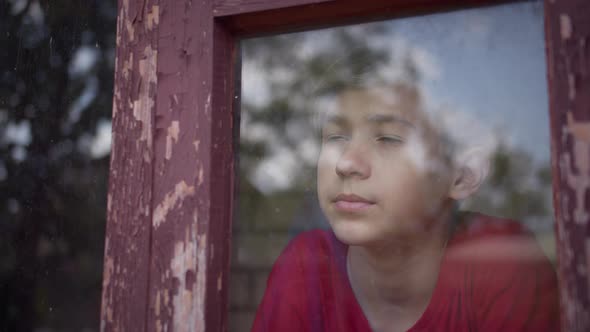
[100,0,159,330]
[101,0,237,330]
[145,0,236,331]
[545,0,590,330]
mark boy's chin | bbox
[329,218,426,248]
[330,221,385,247]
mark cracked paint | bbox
[101,0,166,329]
[560,14,573,40]
[153,181,196,227]
[123,0,134,42]
[105,0,235,329]
[133,46,157,162]
[146,5,160,30]
[107,193,113,214]
[156,319,162,332]
[155,291,161,316]
[123,52,133,80]
[205,93,211,115]
[116,15,122,46]
[195,235,206,332]
[166,121,180,160]
[112,88,121,117]
[567,112,590,141]
[564,112,590,224]
[101,238,115,329]
[170,228,206,332]
[198,167,204,186]
[103,256,114,290]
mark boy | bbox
[251,83,559,332]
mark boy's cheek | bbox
[318,145,343,163]
[317,147,344,181]
[401,134,431,172]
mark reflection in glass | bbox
[1,1,115,330]
[233,2,556,332]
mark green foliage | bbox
[464,142,552,223]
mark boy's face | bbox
[317,87,453,247]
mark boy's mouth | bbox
[333,193,375,212]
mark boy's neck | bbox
[346,208,452,331]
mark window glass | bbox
[1,1,115,330]
[233,2,556,331]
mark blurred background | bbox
[0,0,116,330]
[232,1,553,331]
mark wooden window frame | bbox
[100,0,589,331]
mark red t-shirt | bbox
[252,213,560,332]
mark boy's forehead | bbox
[322,86,427,127]
[324,111,416,130]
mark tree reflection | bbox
[239,25,553,233]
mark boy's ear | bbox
[448,147,489,200]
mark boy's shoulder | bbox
[448,212,549,263]
[441,212,560,331]
[452,212,529,239]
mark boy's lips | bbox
[332,193,375,212]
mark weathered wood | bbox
[100,0,159,330]
[206,21,238,332]
[546,0,590,331]
[215,0,513,37]
[213,0,332,17]
[145,0,237,331]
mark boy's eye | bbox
[376,135,404,144]
[323,134,349,142]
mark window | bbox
[234,3,556,331]
[101,0,589,331]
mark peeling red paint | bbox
[134,45,157,162]
[145,0,227,330]
[546,0,590,330]
[165,121,180,160]
[567,112,590,141]
[100,0,159,330]
[153,181,196,228]
[560,14,573,40]
[146,5,160,30]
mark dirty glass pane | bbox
[232,1,557,331]
[0,1,115,330]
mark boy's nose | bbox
[335,143,371,179]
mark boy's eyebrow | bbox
[322,113,347,126]
[366,114,415,128]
